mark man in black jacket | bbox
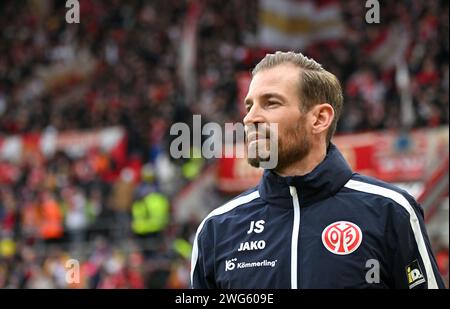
[191,51,445,288]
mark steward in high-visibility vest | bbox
[131,192,169,235]
[182,147,204,180]
[40,195,64,240]
[173,237,192,260]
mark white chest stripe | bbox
[190,191,260,287]
[289,186,301,289]
[344,179,438,289]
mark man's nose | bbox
[243,103,265,126]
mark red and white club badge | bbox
[321,221,363,255]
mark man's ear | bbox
[311,103,334,135]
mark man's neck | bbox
[275,143,327,177]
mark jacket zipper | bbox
[289,186,300,289]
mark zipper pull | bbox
[289,186,298,197]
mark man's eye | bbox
[268,101,281,107]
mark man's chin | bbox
[247,158,261,168]
[247,157,275,169]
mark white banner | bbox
[258,0,344,49]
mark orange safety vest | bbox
[40,199,63,239]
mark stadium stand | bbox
[0,0,448,288]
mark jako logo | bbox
[322,221,363,255]
[238,240,266,252]
[225,258,237,271]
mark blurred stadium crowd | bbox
[0,0,448,288]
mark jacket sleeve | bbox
[191,220,217,289]
[388,196,445,289]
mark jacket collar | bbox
[258,143,353,208]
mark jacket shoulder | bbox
[196,187,260,235]
[349,174,412,196]
[344,173,422,217]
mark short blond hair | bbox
[252,51,343,144]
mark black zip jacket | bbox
[191,144,445,288]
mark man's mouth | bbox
[246,132,257,143]
[246,132,270,144]
[248,137,269,146]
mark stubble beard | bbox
[247,118,311,172]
